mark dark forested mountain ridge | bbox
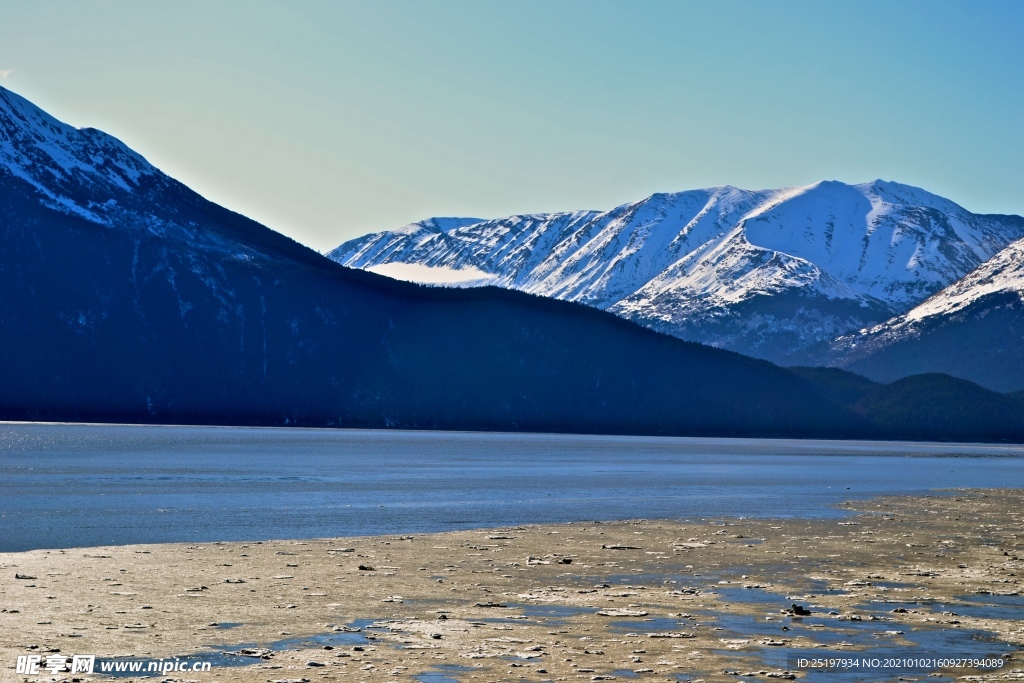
[1,85,1021,442]
[0,85,867,438]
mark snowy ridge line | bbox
[0,85,287,265]
[332,180,1023,311]
[903,237,1024,322]
[840,236,1024,347]
[0,86,157,225]
[330,180,1024,362]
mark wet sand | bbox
[2,490,1022,682]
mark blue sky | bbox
[2,1,1022,251]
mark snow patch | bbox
[0,85,157,225]
[365,262,499,287]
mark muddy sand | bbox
[2,490,1022,683]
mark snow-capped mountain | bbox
[882,236,1024,325]
[330,182,1024,363]
[835,236,1024,391]
[1,88,155,222]
[0,86,322,265]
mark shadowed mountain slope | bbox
[0,85,869,438]
[835,237,1024,392]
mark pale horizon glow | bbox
[2,1,1023,252]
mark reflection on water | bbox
[87,580,1021,682]
[862,598,1023,623]
[414,664,481,683]
[509,602,598,624]
[697,585,1018,683]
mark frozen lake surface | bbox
[2,423,1023,551]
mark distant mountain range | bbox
[835,237,1024,392]
[2,84,1022,441]
[331,182,1024,391]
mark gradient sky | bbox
[2,1,1023,252]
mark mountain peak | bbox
[411,216,486,233]
[854,178,969,213]
[331,180,1024,364]
[0,85,157,224]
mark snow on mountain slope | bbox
[739,180,1013,306]
[900,237,1024,322]
[838,236,1024,342]
[834,236,1024,391]
[0,87,157,224]
[0,85,322,268]
[330,181,1024,363]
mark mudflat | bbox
[2,490,1022,682]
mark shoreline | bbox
[6,420,1024,449]
[2,490,1022,682]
